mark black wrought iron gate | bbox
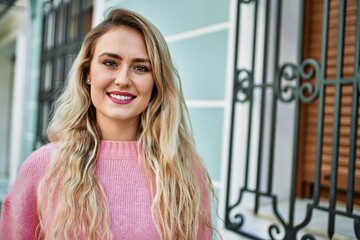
[225,0,360,239]
[37,0,93,146]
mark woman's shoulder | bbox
[20,142,60,176]
[28,142,60,158]
[3,143,61,202]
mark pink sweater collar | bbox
[98,140,139,160]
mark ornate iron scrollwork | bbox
[226,189,245,230]
[277,63,298,103]
[277,59,321,103]
[300,234,316,240]
[297,59,321,103]
[234,68,252,103]
[268,224,283,240]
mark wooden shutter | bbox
[299,0,360,204]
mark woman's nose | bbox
[114,67,132,87]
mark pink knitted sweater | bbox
[0,141,211,239]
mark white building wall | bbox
[9,30,28,184]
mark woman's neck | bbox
[96,117,138,141]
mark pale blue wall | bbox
[107,0,229,36]
[168,30,228,100]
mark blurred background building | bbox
[0,0,359,239]
[0,0,28,206]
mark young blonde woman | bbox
[0,8,215,240]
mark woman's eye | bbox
[134,65,150,73]
[103,60,117,67]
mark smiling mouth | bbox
[109,93,135,100]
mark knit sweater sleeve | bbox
[0,144,53,240]
[196,164,213,240]
[197,190,212,240]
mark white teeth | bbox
[110,94,132,100]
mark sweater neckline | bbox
[99,140,139,160]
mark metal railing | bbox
[225,0,360,239]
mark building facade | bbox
[1,0,359,239]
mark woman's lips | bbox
[107,91,136,104]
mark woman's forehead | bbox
[92,26,148,60]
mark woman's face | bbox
[88,26,154,137]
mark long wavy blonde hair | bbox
[37,8,214,239]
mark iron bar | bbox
[77,0,83,38]
[288,0,305,229]
[252,0,262,214]
[267,0,281,213]
[260,0,271,195]
[51,6,58,90]
[323,79,357,85]
[225,0,242,228]
[347,0,360,215]
[36,1,51,147]
[62,1,69,77]
[328,0,346,238]
[252,83,273,88]
[313,0,329,206]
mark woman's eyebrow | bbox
[132,58,150,64]
[99,52,122,59]
[98,52,150,63]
